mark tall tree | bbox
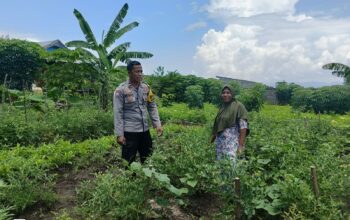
[322,63,350,85]
[0,39,46,90]
[66,3,153,109]
[43,48,99,101]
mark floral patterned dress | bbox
[215,119,248,164]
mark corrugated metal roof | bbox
[38,39,66,50]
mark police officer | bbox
[113,60,163,164]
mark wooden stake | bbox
[310,166,319,198]
[1,74,8,114]
[23,80,28,123]
[235,177,241,220]
[303,116,307,127]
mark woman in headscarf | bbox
[211,85,249,164]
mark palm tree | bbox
[322,63,350,85]
[66,3,153,110]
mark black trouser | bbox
[122,130,153,164]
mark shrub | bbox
[160,93,175,107]
[276,81,302,105]
[228,80,241,96]
[0,207,13,220]
[185,85,204,109]
[291,85,350,114]
[0,136,114,213]
[0,107,113,148]
[0,39,46,90]
[158,103,217,124]
[77,172,151,219]
[237,84,266,112]
[201,79,224,105]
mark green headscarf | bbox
[212,85,248,135]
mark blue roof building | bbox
[38,39,66,51]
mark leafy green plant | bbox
[237,83,266,112]
[77,172,152,219]
[66,3,153,109]
[323,62,350,85]
[130,162,188,196]
[150,105,349,218]
[53,210,75,220]
[185,85,204,109]
[0,136,114,214]
[42,48,100,101]
[275,81,302,105]
[0,107,113,148]
[0,207,13,220]
[144,72,226,106]
[0,39,46,90]
[158,103,214,125]
[2,102,350,219]
[2,167,56,212]
[228,80,241,96]
[160,93,175,107]
[291,85,350,114]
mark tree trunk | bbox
[100,78,109,111]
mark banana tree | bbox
[322,63,350,85]
[66,3,153,110]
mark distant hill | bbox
[293,81,343,88]
[216,76,278,104]
[216,76,263,88]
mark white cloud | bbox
[193,1,350,85]
[194,21,350,85]
[205,0,299,18]
[285,14,312,22]
[185,21,207,31]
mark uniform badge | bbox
[147,89,154,102]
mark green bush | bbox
[290,88,314,112]
[0,136,114,213]
[42,49,100,101]
[291,85,350,114]
[201,79,224,105]
[77,124,221,219]
[158,103,217,124]
[0,39,46,90]
[77,172,152,219]
[276,81,302,105]
[149,124,223,193]
[0,180,13,220]
[228,80,241,96]
[0,207,13,220]
[237,83,266,112]
[184,85,204,109]
[160,93,175,107]
[145,72,230,106]
[0,107,113,148]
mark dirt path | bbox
[14,146,124,220]
[17,165,103,220]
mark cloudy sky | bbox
[1,0,350,86]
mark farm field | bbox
[2,1,350,219]
[0,104,349,219]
